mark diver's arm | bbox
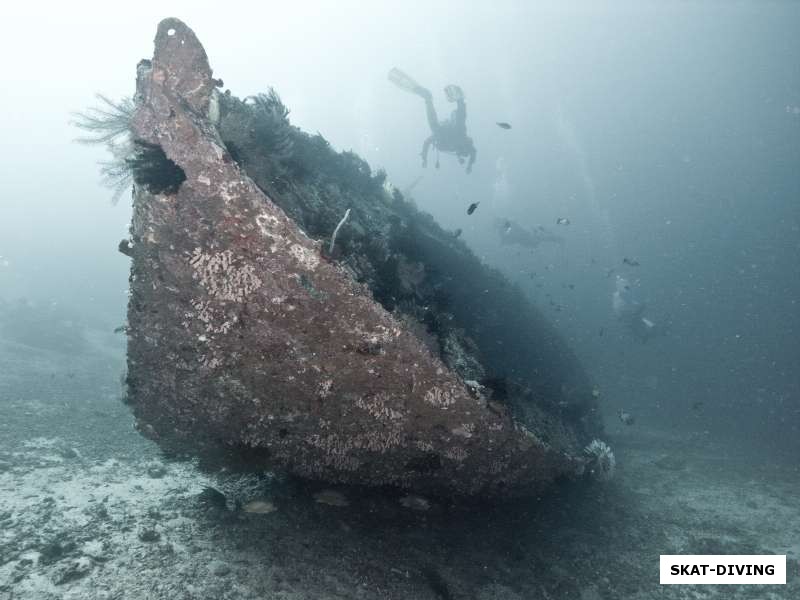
[421,135,434,168]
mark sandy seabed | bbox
[0,336,798,600]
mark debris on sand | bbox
[242,499,277,514]
[313,490,350,507]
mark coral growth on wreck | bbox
[212,89,601,443]
[72,95,186,201]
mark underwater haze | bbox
[1,2,799,599]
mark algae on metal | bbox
[121,18,602,497]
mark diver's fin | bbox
[388,68,429,98]
[444,84,464,103]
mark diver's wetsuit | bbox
[414,85,476,173]
[613,277,662,343]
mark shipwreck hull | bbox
[124,18,600,497]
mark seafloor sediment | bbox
[0,337,797,599]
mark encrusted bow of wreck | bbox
[124,18,601,496]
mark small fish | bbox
[618,409,635,426]
[598,327,605,337]
[623,257,640,267]
[496,122,512,130]
[556,217,571,226]
[467,202,480,215]
[691,401,704,411]
[399,494,431,511]
[592,386,601,398]
[452,228,462,239]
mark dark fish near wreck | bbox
[496,122,512,129]
[495,218,563,249]
[467,202,480,215]
[618,409,635,426]
[623,257,640,267]
[556,217,571,226]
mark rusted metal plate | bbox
[124,18,597,497]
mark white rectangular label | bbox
[660,555,786,584]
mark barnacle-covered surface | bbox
[124,18,601,497]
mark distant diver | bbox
[389,68,476,173]
[618,409,635,426]
[495,219,563,249]
[612,275,664,342]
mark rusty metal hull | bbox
[124,18,595,497]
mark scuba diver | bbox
[612,276,665,343]
[389,68,476,173]
[495,218,564,249]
